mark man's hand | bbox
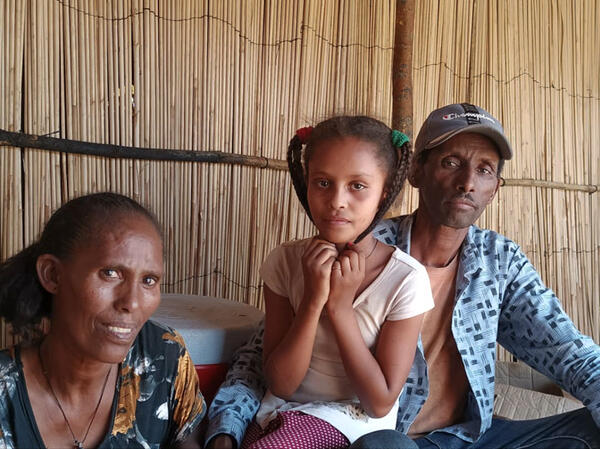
[205,434,235,449]
[301,237,338,308]
[327,247,365,315]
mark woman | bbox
[0,192,205,448]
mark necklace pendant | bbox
[74,440,83,449]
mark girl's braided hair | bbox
[287,116,412,243]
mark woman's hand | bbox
[327,248,365,315]
[301,237,338,308]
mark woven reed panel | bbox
[0,0,395,347]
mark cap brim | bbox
[425,124,513,160]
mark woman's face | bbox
[48,215,163,364]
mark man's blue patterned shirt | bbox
[206,214,600,446]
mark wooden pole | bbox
[389,0,415,216]
[391,0,414,138]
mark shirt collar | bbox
[452,226,488,303]
[395,213,414,254]
[396,214,485,294]
[397,213,483,266]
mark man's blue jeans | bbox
[350,408,599,449]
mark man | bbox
[206,103,600,448]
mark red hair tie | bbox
[296,127,313,144]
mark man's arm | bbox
[204,320,266,449]
[497,247,600,427]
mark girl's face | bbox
[307,137,387,244]
[45,215,164,364]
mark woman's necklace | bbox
[38,343,112,449]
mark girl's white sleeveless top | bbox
[257,239,434,443]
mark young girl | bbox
[243,116,434,448]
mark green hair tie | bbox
[391,130,409,148]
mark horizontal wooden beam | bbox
[503,178,598,194]
[1,129,597,194]
[0,128,288,170]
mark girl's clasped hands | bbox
[302,238,366,314]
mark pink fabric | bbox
[241,410,349,449]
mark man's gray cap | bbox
[414,103,513,160]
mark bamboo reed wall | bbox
[410,0,600,358]
[0,0,395,347]
[1,0,598,355]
